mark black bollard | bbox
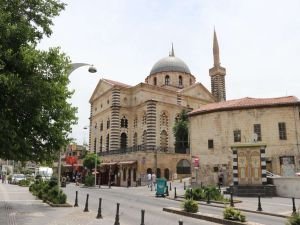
[114,203,120,225]
[174,187,177,199]
[179,219,183,225]
[83,194,89,212]
[140,209,145,225]
[257,195,262,211]
[230,192,234,207]
[96,198,103,219]
[166,185,169,197]
[74,190,79,207]
[184,182,186,190]
[169,182,172,191]
[292,197,297,215]
[206,191,211,204]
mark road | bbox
[63,184,287,225]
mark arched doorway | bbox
[147,168,152,174]
[156,168,161,178]
[176,159,191,174]
[164,168,170,180]
[120,133,127,150]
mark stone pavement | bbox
[0,179,299,225]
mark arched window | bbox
[120,116,128,128]
[120,133,127,150]
[160,130,168,152]
[106,134,110,152]
[133,132,138,150]
[100,136,103,152]
[107,118,110,129]
[142,130,147,150]
[160,112,168,126]
[133,116,138,128]
[142,112,147,125]
[164,168,170,180]
[100,121,103,131]
[165,75,170,85]
[179,76,183,86]
[154,77,157,85]
[156,168,161,178]
[176,159,191,174]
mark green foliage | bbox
[287,212,300,225]
[184,186,229,202]
[0,0,77,163]
[84,174,95,187]
[83,153,100,171]
[223,207,246,222]
[173,110,189,152]
[29,179,67,204]
[182,199,199,213]
[19,179,31,187]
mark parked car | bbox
[11,174,26,184]
[295,172,300,176]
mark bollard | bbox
[183,182,186,190]
[140,209,145,225]
[174,187,177,199]
[179,219,183,225]
[114,203,120,225]
[96,198,103,219]
[169,182,172,191]
[292,197,297,215]
[230,192,234,207]
[74,190,79,207]
[257,195,262,211]
[83,194,89,212]
[206,191,210,204]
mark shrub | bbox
[184,186,229,203]
[287,212,300,225]
[84,175,95,187]
[19,179,31,187]
[182,199,199,213]
[223,207,246,222]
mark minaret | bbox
[209,29,226,102]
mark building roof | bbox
[103,78,131,88]
[149,47,191,75]
[189,96,300,116]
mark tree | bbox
[173,110,189,153]
[0,0,77,163]
[83,153,101,172]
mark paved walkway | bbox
[0,179,299,225]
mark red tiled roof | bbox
[103,78,131,88]
[189,96,300,116]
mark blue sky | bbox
[39,0,300,145]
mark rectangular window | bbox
[208,139,214,149]
[278,122,287,140]
[233,130,241,142]
[253,124,262,141]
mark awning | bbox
[118,160,137,165]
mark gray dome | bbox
[150,55,191,75]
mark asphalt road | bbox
[63,184,287,225]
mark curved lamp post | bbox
[58,63,97,189]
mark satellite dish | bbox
[253,133,258,142]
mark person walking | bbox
[147,173,152,188]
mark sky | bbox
[39,0,300,145]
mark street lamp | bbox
[57,63,97,189]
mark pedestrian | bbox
[147,173,152,188]
[151,173,156,188]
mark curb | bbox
[169,197,290,219]
[163,207,264,225]
[46,201,73,207]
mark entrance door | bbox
[237,149,261,185]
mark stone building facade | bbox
[188,96,300,186]
[88,36,225,186]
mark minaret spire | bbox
[209,28,226,102]
[169,43,175,57]
[213,29,220,66]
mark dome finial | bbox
[169,43,175,57]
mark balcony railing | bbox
[98,145,189,156]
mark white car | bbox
[12,174,26,184]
